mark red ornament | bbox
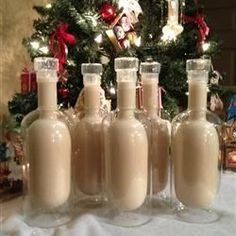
[99,3,116,22]
[58,87,69,98]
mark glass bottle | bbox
[21,103,75,139]
[103,57,150,227]
[23,57,72,228]
[73,63,105,207]
[140,61,171,210]
[172,59,222,223]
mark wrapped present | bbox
[20,68,30,94]
[106,12,139,51]
[30,71,37,92]
[20,68,37,94]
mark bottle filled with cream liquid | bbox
[172,59,222,223]
[102,57,150,227]
[140,61,171,212]
[73,63,106,208]
[23,57,72,228]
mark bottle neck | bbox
[38,82,57,119]
[188,76,208,120]
[143,79,158,118]
[117,81,136,119]
[84,85,100,114]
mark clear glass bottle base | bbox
[102,208,151,227]
[24,212,71,228]
[176,204,220,224]
[151,196,173,215]
[77,196,104,209]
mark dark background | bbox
[201,0,236,89]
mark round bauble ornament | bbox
[58,87,69,98]
[99,3,116,22]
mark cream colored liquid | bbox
[188,79,207,112]
[74,85,102,195]
[107,119,148,211]
[143,82,157,113]
[84,86,100,110]
[117,81,136,110]
[173,80,219,208]
[38,83,57,110]
[143,80,170,194]
[173,120,219,208]
[74,115,102,195]
[149,119,170,193]
[28,119,71,209]
[107,82,148,211]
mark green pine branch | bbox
[8,0,223,121]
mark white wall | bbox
[0,0,48,121]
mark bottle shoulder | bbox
[76,115,103,129]
[110,117,147,134]
[29,117,70,135]
[172,109,222,125]
[148,118,171,136]
[81,114,103,122]
[173,119,219,142]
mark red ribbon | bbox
[49,23,76,72]
[182,13,209,44]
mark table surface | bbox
[1,172,236,236]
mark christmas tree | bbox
[8,0,223,125]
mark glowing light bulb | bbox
[94,34,103,44]
[134,36,141,47]
[30,41,40,50]
[161,30,177,41]
[202,42,210,52]
[67,59,76,66]
[87,16,98,27]
[162,23,183,41]
[92,19,97,27]
[39,46,49,54]
[109,86,116,95]
[45,3,52,9]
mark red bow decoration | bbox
[182,13,209,44]
[49,23,76,72]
